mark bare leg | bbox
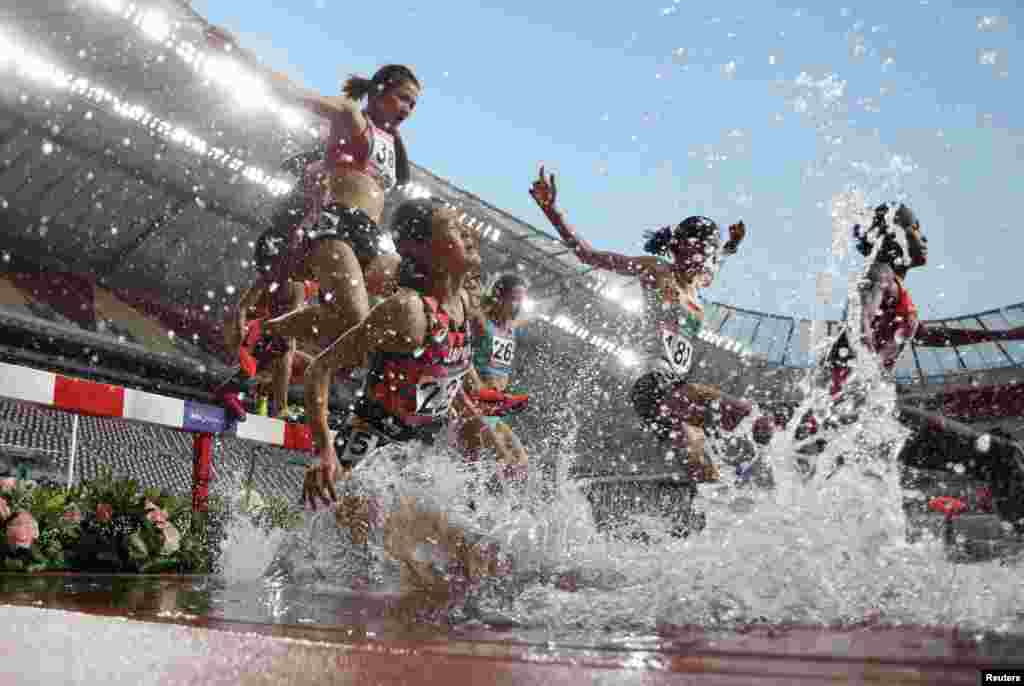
[270,349,293,416]
[266,239,369,342]
[458,418,528,467]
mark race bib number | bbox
[414,371,467,417]
[335,428,380,463]
[371,131,397,188]
[660,326,694,377]
[490,336,516,367]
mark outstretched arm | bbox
[225,282,269,351]
[915,323,1024,347]
[205,25,363,125]
[529,166,661,280]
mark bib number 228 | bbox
[660,328,694,377]
[415,373,464,417]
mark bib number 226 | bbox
[491,337,515,366]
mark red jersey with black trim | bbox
[356,295,473,440]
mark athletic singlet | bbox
[473,318,517,381]
[353,294,473,443]
[325,115,398,194]
[828,271,919,394]
[635,285,704,383]
[872,277,918,369]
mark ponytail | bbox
[643,226,675,257]
[341,75,376,101]
[393,129,411,186]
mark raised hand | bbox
[529,165,558,214]
[724,221,745,254]
[302,442,339,509]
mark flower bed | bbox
[0,469,301,574]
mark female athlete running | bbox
[230,278,319,417]
[269,64,418,318]
[200,46,423,398]
[826,203,1024,395]
[457,274,531,466]
[529,166,774,482]
[301,197,515,594]
[222,148,330,417]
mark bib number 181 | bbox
[660,328,694,376]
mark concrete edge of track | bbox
[0,591,1013,685]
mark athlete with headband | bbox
[529,166,777,482]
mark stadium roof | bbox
[1,0,1023,386]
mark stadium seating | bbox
[0,398,304,501]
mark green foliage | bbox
[0,473,300,575]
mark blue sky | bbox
[195,0,1021,321]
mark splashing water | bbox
[240,370,1022,637]
[211,471,288,586]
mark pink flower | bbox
[95,503,113,523]
[0,497,9,521]
[6,511,39,549]
[62,507,82,524]
[145,501,169,529]
[0,478,16,492]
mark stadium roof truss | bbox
[1,0,1022,388]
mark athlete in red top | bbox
[827,203,1023,396]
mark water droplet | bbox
[225,285,236,295]
[976,15,1006,32]
[41,141,55,155]
[978,49,999,66]
[84,111,93,120]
